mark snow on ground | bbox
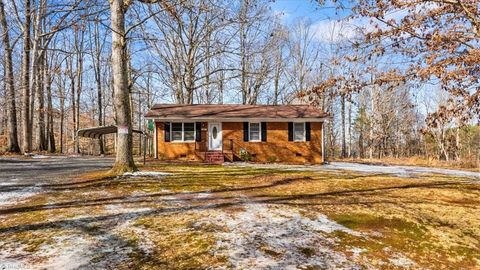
[228,162,480,178]
[0,259,28,270]
[324,162,480,178]
[196,199,367,269]
[0,186,42,207]
[0,204,157,270]
[195,192,212,199]
[123,171,172,177]
[116,220,155,255]
[0,179,19,186]
[38,235,93,270]
[31,154,50,159]
[388,253,418,268]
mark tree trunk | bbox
[36,54,47,151]
[239,0,248,104]
[45,56,55,153]
[369,87,375,159]
[93,21,104,154]
[341,94,346,158]
[109,0,136,173]
[348,100,352,158]
[59,80,65,154]
[74,29,84,154]
[21,0,32,153]
[455,125,460,161]
[273,49,281,105]
[0,0,20,152]
[70,64,76,153]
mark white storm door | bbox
[208,122,222,150]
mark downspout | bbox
[321,120,326,164]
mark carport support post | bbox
[143,133,146,165]
[75,130,80,155]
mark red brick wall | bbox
[155,122,207,161]
[156,121,323,164]
[222,122,323,163]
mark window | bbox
[249,122,260,141]
[184,123,195,141]
[172,123,183,141]
[171,122,195,142]
[212,126,218,139]
[293,122,305,141]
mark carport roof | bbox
[77,125,144,139]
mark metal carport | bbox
[76,125,147,164]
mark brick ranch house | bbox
[145,104,328,164]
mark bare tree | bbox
[89,19,107,154]
[109,0,135,172]
[0,0,20,152]
[21,0,32,152]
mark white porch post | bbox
[321,121,325,163]
[154,121,158,159]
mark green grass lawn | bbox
[0,163,478,269]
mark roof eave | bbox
[144,116,328,122]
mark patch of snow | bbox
[228,162,480,178]
[104,204,153,215]
[197,201,366,269]
[370,231,384,238]
[0,234,94,270]
[350,247,366,259]
[0,186,42,206]
[31,154,50,159]
[116,220,155,255]
[82,190,112,197]
[388,253,417,268]
[0,178,19,186]
[123,171,172,177]
[196,192,211,199]
[39,235,93,270]
[0,259,28,270]
[325,162,480,178]
[302,214,363,236]
[130,190,147,196]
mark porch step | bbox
[204,151,224,164]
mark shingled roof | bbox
[145,104,327,120]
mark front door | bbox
[208,122,222,150]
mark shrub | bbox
[267,156,277,163]
[239,148,252,162]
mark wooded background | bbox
[0,0,478,167]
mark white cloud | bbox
[272,9,290,24]
[311,18,368,44]
[310,2,441,44]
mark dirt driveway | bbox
[0,157,479,269]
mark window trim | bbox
[293,122,306,142]
[248,122,262,142]
[170,122,196,142]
